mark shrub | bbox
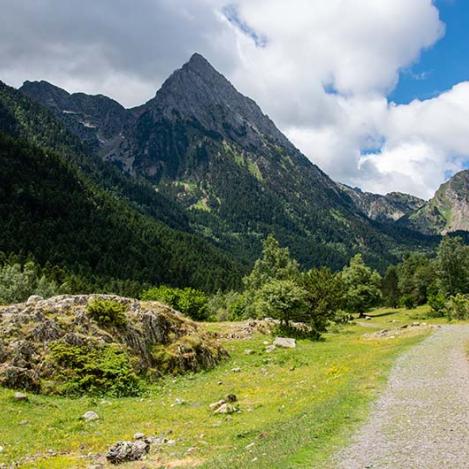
[141,286,208,321]
[444,294,469,321]
[86,298,128,327]
[206,290,255,321]
[428,291,446,316]
[141,285,179,307]
[400,294,416,309]
[46,342,141,397]
[177,288,209,321]
[334,309,352,324]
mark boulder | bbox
[13,392,28,401]
[273,337,296,349]
[82,411,99,422]
[0,365,39,392]
[214,403,238,414]
[209,399,226,411]
[106,440,149,464]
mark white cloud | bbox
[1,0,468,198]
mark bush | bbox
[400,294,416,309]
[444,294,469,321]
[334,309,352,324]
[86,298,128,327]
[177,288,209,321]
[428,291,446,316]
[141,286,208,321]
[46,342,141,397]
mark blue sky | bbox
[391,0,469,103]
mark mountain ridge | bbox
[17,53,440,270]
[400,169,469,235]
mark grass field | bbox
[0,306,439,468]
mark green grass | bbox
[0,307,436,468]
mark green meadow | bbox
[0,306,436,468]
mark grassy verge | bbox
[0,307,435,468]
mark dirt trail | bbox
[334,324,469,469]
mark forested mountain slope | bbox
[0,81,243,292]
[21,54,438,271]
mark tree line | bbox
[2,234,468,331]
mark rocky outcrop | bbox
[20,81,131,160]
[340,184,424,223]
[400,170,469,234]
[0,295,226,395]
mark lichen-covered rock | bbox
[214,403,238,414]
[273,337,296,348]
[0,365,40,392]
[106,440,149,464]
[82,411,99,421]
[0,295,227,395]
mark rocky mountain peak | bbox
[21,80,71,111]
[20,80,129,152]
[400,169,469,234]
[185,52,218,75]
[145,53,293,151]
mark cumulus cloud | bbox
[0,0,468,198]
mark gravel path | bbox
[334,324,469,469]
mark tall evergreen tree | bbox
[382,265,400,308]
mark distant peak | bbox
[188,52,208,64]
[22,80,68,93]
[183,52,218,75]
[20,80,70,101]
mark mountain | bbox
[0,80,243,292]
[339,184,424,222]
[20,80,131,165]
[400,170,469,235]
[19,53,437,271]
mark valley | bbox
[0,27,469,469]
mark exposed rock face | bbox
[0,295,226,394]
[401,170,469,234]
[340,184,424,222]
[141,53,295,153]
[20,80,131,161]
